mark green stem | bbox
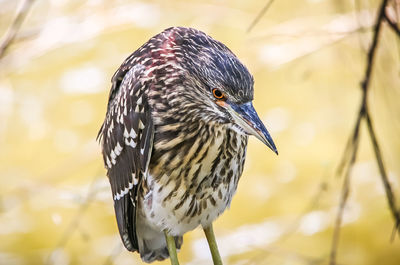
[203,224,223,265]
[164,230,180,265]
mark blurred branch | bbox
[247,0,276,33]
[358,0,400,238]
[244,244,345,265]
[57,176,100,247]
[365,110,400,239]
[331,0,400,264]
[255,245,333,265]
[354,0,368,52]
[245,180,329,265]
[249,26,371,41]
[384,9,400,36]
[0,0,35,59]
[336,111,363,177]
[46,174,102,265]
[331,114,361,265]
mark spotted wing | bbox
[98,63,153,252]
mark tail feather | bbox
[114,195,138,252]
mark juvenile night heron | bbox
[98,27,277,264]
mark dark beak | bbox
[228,102,278,155]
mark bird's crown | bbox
[156,27,254,104]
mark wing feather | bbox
[99,63,153,252]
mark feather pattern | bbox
[98,63,154,251]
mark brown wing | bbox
[98,63,153,252]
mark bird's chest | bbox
[140,127,247,235]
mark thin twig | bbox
[330,0,397,264]
[361,0,400,238]
[46,174,102,265]
[329,98,365,265]
[384,11,400,36]
[248,245,339,265]
[336,124,357,177]
[354,0,369,52]
[365,109,400,238]
[247,0,276,33]
[57,177,100,247]
[361,0,389,94]
[330,171,352,265]
[249,26,372,42]
[0,0,35,59]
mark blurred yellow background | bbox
[1,0,400,264]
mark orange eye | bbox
[212,88,225,100]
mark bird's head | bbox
[159,27,277,154]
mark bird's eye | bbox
[212,88,225,100]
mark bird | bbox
[98,26,277,264]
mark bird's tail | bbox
[136,217,183,263]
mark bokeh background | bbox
[1,0,400,264]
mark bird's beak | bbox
[220,101,278,155]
